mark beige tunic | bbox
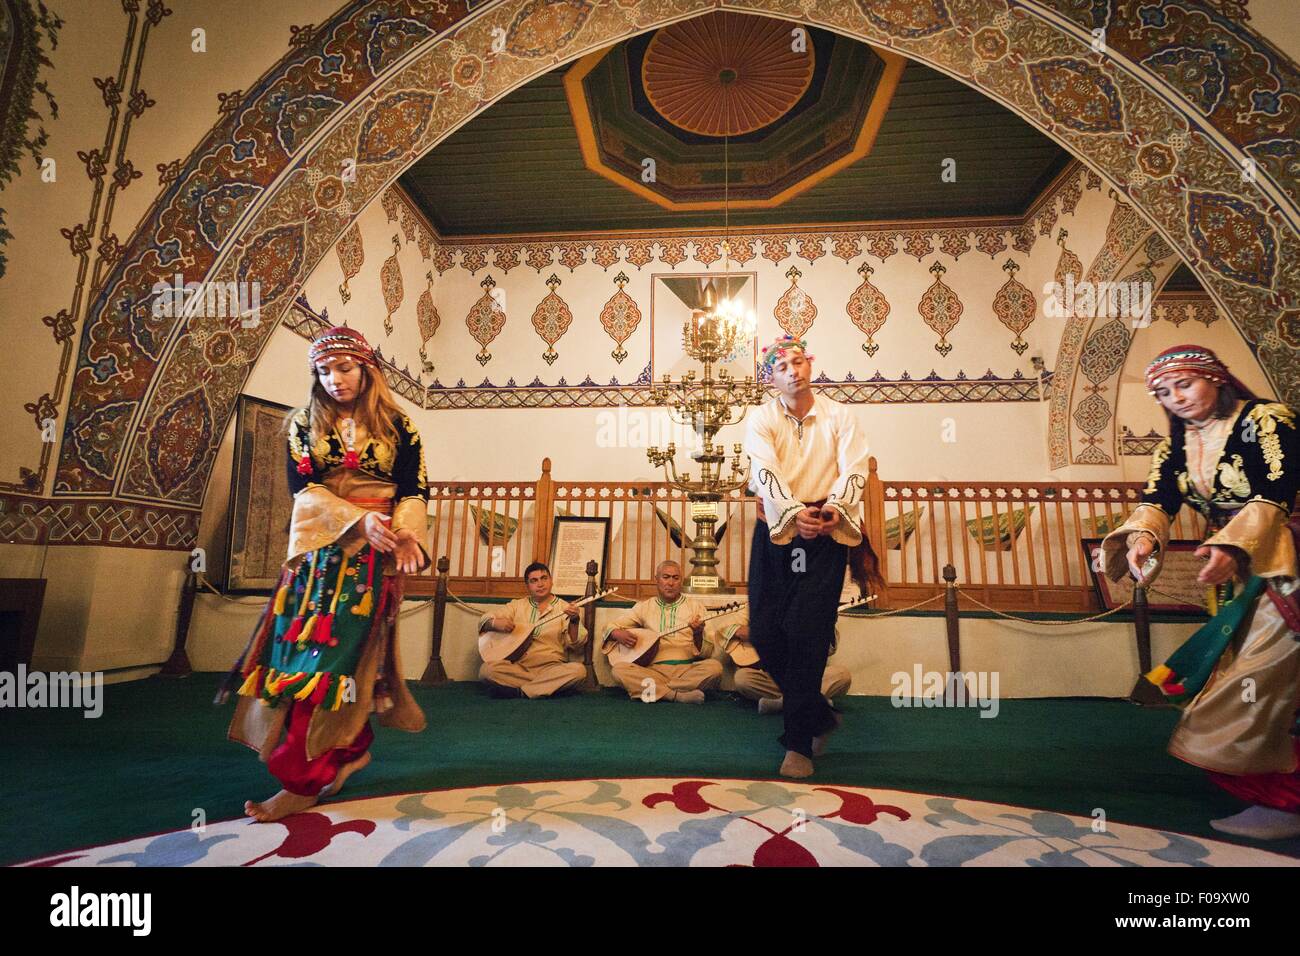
[478,596,587,698]
[603,596,722,701]
[743,393,870,545]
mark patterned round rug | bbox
[20,778,1299,867]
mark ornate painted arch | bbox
[53,0,1300,518]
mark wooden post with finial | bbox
[942,564,961,676]
[420,555,450,684]
[1133,583,1152,676]
[865,456,890,608]
[533,457,555,565]
[581,558,601,691]
[942,564,971,701]
[159,568,196,678]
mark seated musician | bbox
[722,608,852,715]
[603,560,723,704]
[478,562,586,699]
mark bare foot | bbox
[320,751,372,798]
[780,750,814,779]
[672,689,705,704]
[243,789,318,823]
[1210,805,1300,840]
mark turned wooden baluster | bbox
[581,558,601,692]
[420,555,450,685]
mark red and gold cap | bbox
[1144,344,1256,399]
[308,326,376,370]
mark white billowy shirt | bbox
[744,393,870,546]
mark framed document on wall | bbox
[1081,538,1208,614]
[549,516,610,596]
[227,396,295,593]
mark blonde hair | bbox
[288,363,405,450]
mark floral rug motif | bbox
[19,778,1299,867]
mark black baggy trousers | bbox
[746,522,847,757]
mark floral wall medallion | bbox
[600,270,641,363]
[380,234,403,336]
[417,270,439,374]
[919,261,963,358]
[532,273,573,366]
[993,259,1035,355]
[775,265,817,338]
[847,261,889,357]
[467,275,506,367]
[336,223,364,304]
[1053,228,1083,316]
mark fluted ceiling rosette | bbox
[642,12,815,137]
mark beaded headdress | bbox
[760,334,814,369]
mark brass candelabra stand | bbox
[647,295,766,593]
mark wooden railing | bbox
[408,459,1213,611]
[412,472,539,596]
[880,480,1208,611]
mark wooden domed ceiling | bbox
[564,12,904,209]
[641,14,817,137]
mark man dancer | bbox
[745,334,881,778]
[603,561,723,703]
[478,562,586,698]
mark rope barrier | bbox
[446,590,494,616]
[1147,586,1206,609]
[850,593,943,617]
[195,575,264,606]
[955,588,1134,625]
[196,571,1195,630]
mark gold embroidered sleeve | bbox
[1100,504,1171,583]
[825,410,869,547]
[1204,500,1298,579]
[391,495,431,568]
[287,485,369,567]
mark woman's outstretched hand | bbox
[363,512,398,552]
[1126,534,1155,585]
[1195,544,1237,586]
[392,528,425,574]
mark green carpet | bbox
[2,674,1296,866]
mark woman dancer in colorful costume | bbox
[221,326,429,822]
[1102,345,1300,839]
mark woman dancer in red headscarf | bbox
[220,326,429,822]
[1102,345,1300,839]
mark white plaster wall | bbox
[0,542,183,673]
